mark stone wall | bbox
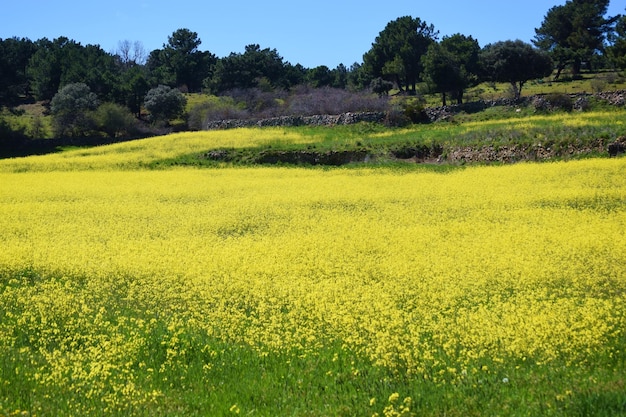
[425,90,626,122]
[205,91,626,130]
[206,112,386,130]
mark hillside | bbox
[2,72,626,164]
[1,108,625,174]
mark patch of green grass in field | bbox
[2,267,624,416]
[0,104,53,139]
[143,110,626,169]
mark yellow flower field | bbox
[0,136,625,414]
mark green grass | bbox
[2,267,624,416]
[419,70,626,106]
[0,104,53,139]
[144,109,626,169]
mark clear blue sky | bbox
[1,1,623,68]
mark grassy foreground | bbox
[0,123,625,416]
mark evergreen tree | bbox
[363,16,438,93]
[534,0,619,78]
[481,40,553,100]
[422,34,480,105]
[0,37,36,104]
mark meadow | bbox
[0,120,625,416]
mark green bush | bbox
[144,85,187,125]
[187,96,248,130]
[50,83,99,137]
[93,103,138,137]
[0,118,27,141]
[400,96,429,123]
[546,93,574,111]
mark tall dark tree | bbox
[422,34,481,105]
[347,62,373,91]
[481,40,553,100]
[207,44,287,93]
[73,44,122,101]
[331,64,349,89]
[27,37,71,100]
[147,29,216,92]
[0,37,36,104]
[534,0,619,78]
[607,10,626,69]
[121,65,150,118]
[281,62,308,88]
[307,65,333,88]
[146,48,175,87]
[27,37,120,101]
[363,16,438,93]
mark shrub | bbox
[50,83,99,137]
[285,86,388,116]
[93,103,138,137]
[532,93,574,113]
[370,77,393,97]
[187,96,249,130]
[144,85,187,125]
[225,88,287,118]
[545,93,573,112]
[396,96,428,124]
[591,78,608,93]
[0,118,27,141]
[531,96,550,112]
[27,116,48,138]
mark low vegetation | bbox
[1,144,625,415]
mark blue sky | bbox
[1,1,623,68]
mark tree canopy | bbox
[0,0,623,130]
[50,82,99,137]
[147,29,217,92]
[481,40,553,99]
[207,44,289,94]
[26,37,120,102]
[534,0,619,78]
[0,37,36,104]
[422,34,481,105]
[363,16,438,93]
[607,11,626,69]
[143,84,187,124]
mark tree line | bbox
[0,0,624,136]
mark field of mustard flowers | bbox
[0,122,625,416]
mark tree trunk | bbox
[456,90,463,105]
[510,82,520,100]
[554,62,567,80]
[516,81,526,100]
[395,75,404,92]
[441,92,447,106]
[572,60,581,77]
